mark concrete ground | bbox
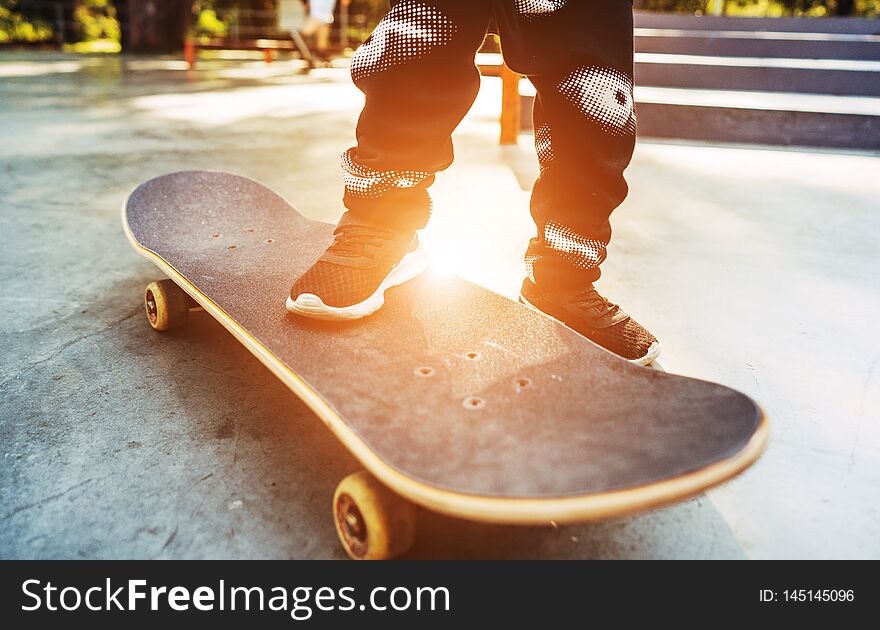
[1,52,878,559]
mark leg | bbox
[309,0,336,59]
[500,1,658,364]
[291,29,314,67]
[316,23,331,56]
[498,0,636,288]
[288,1,491,319]
[343,0,493,231]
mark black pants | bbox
[343,0,636,287]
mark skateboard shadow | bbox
[406,501,746,559]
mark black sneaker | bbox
[286,213,428,320]
[520,278,660,365]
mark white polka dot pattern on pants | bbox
[557,66,636,136]
[535,124,555,169]
[544,220,607,269]
[341,149,431,199]
[524,253,541,283]
[350,1,456,83]
[515,0,567,18]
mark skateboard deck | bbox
[123,171,768,558]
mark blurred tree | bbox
[75,0,119,41]
[191,5,226,38]
[346,0,389,25]
[120,0,193,52]
[189,0,388,43]
[0,1,54,43]
[637,0,876,14]
[638,0,712,12]
[340,0,388,43]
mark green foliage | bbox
[193,9,227,37]
[341,0,389,43]
[188,1,389,44]
[0,1,54,43]
[638,0,880,15]
[639,0,710,12]
[74,0,120,41]
[347,0,391,24]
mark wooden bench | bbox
[183,3,356,70]
[184,37,313,68]
[476,52,523,145]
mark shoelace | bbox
[327,224,397,259]
[567,286,620,318]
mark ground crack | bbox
[2,306,141,389]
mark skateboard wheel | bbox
[333,471,416,560]
[144,279,191,331]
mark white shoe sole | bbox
[519,294,661,367]
[286,245,429,321]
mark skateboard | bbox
[123,170,769,560]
